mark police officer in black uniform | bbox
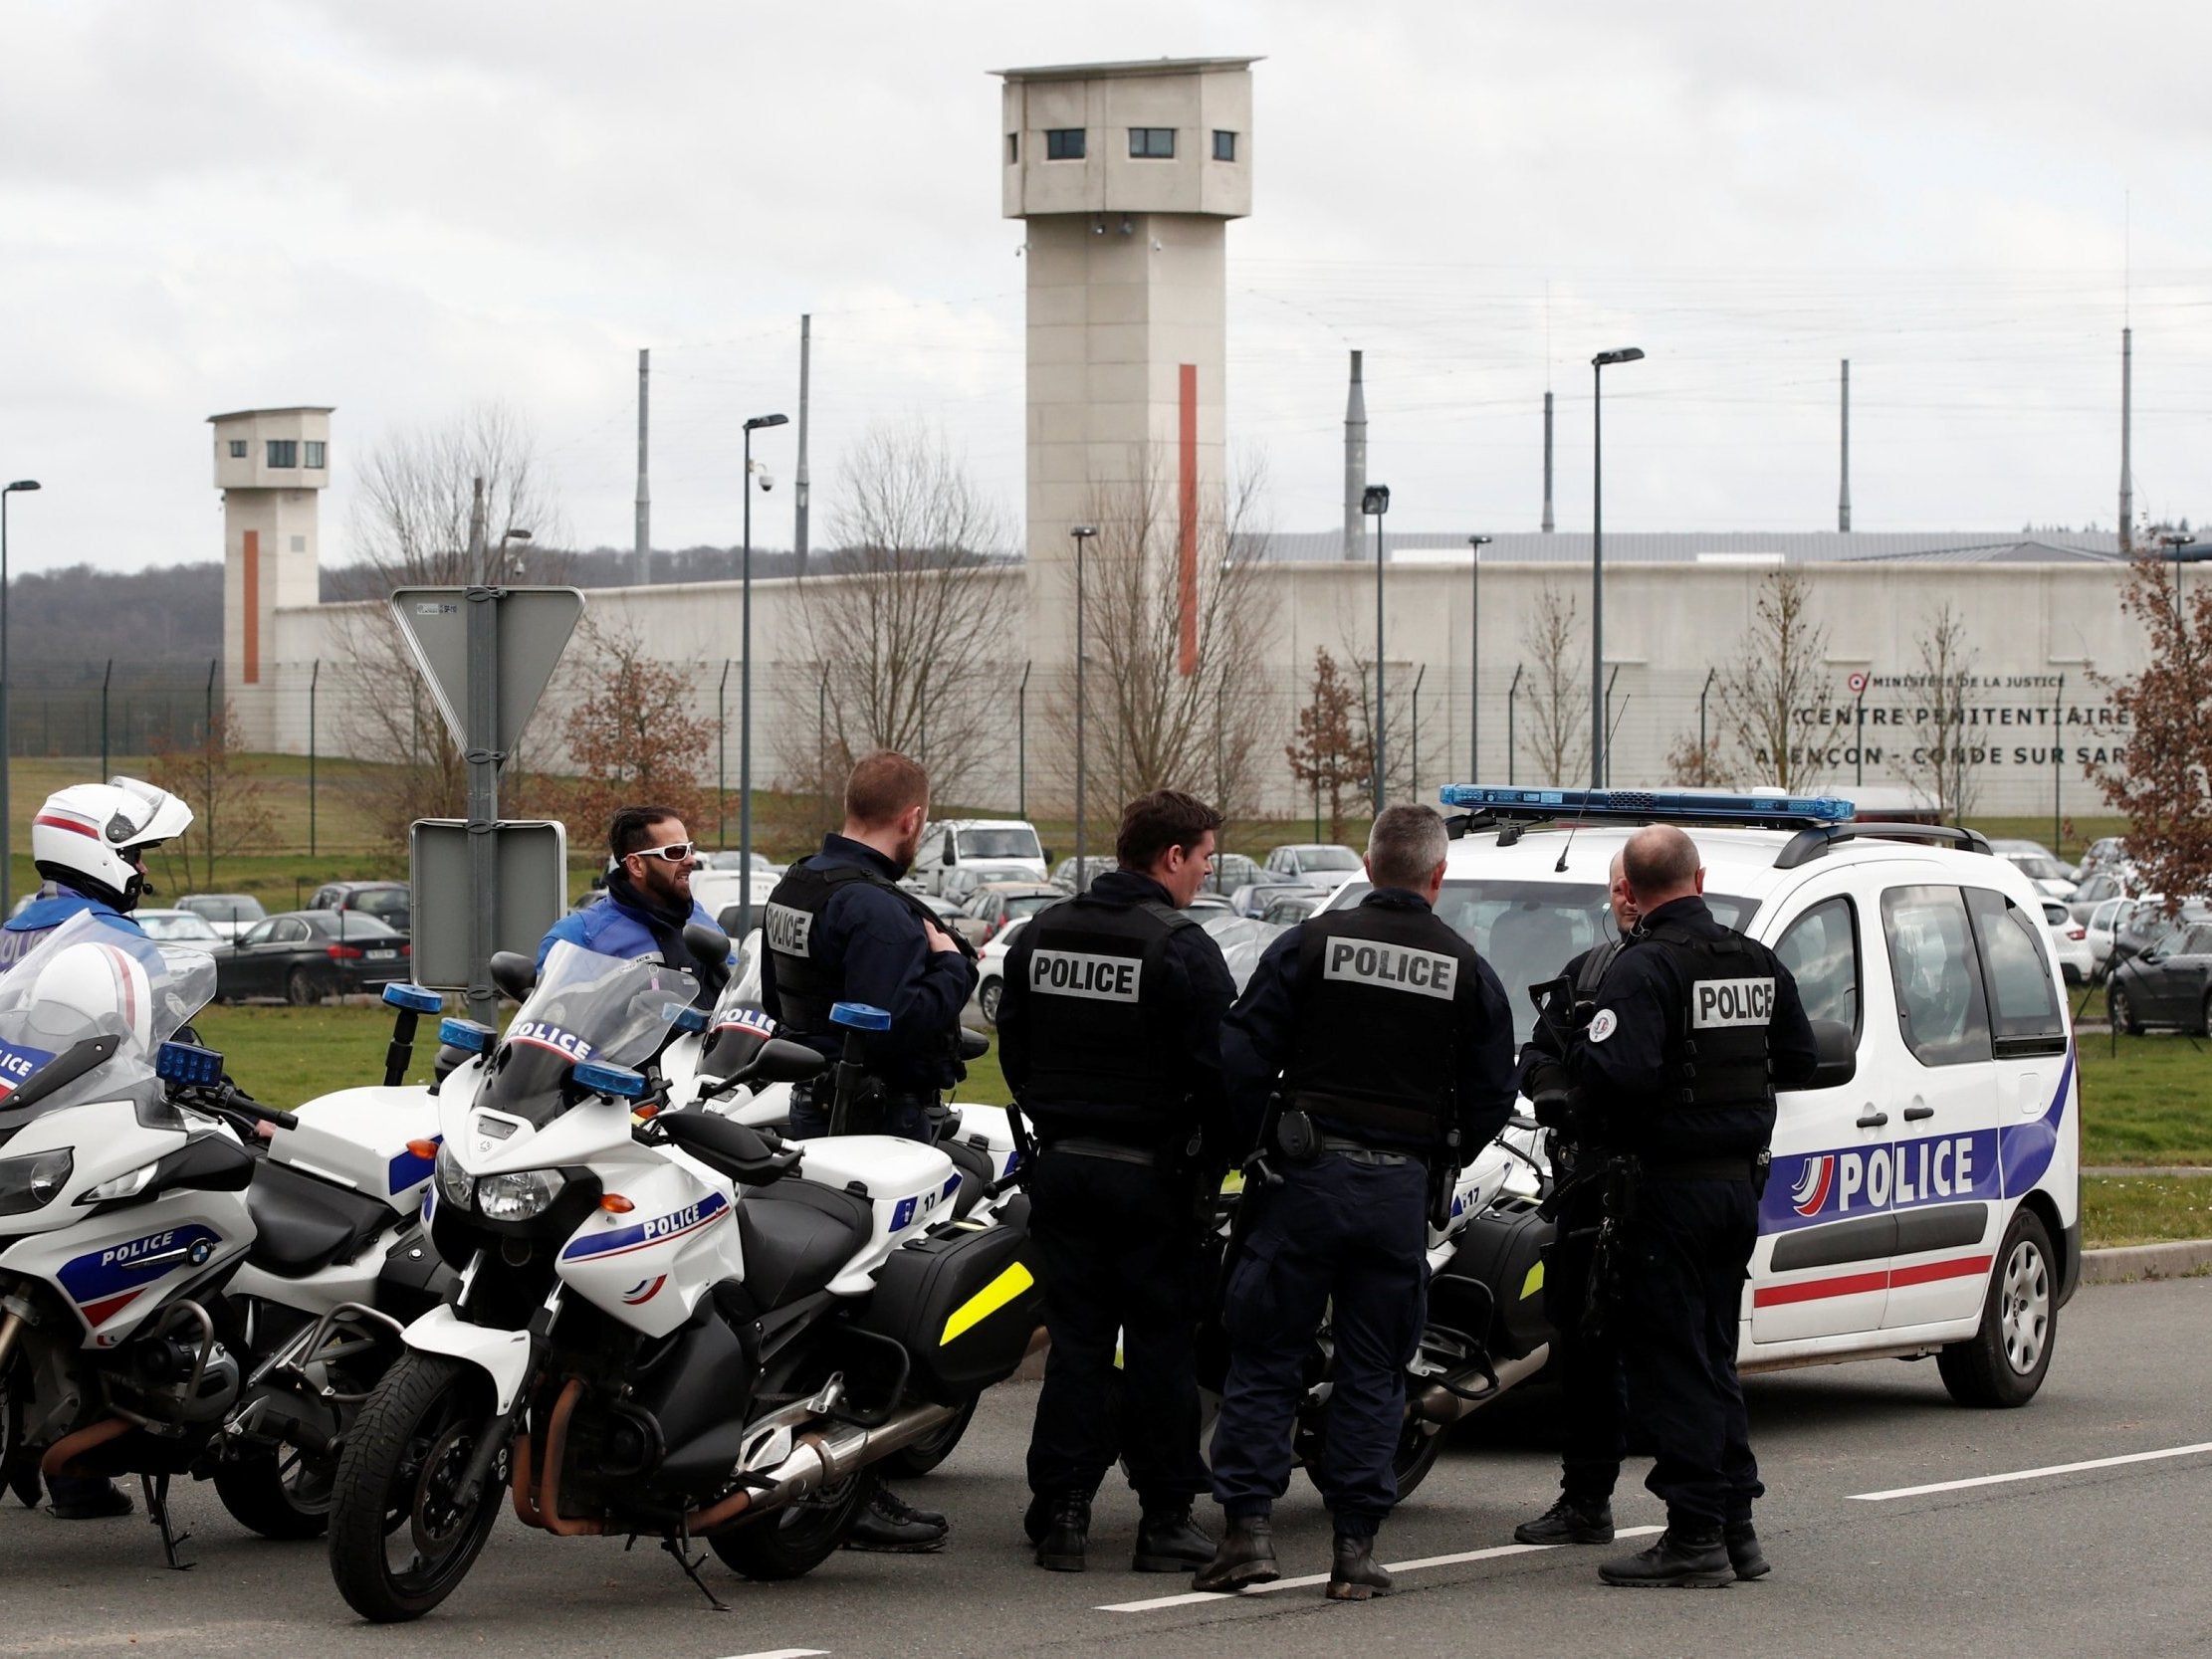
[759,749,977,1553]
[1512,851,1638,1549]
[999,789,1236,1575]
[1567,825,1818,1587]
[1197,804,1515,1600]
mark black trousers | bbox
[1024,1147,1210,1509]
[1617,1177,1763,1530]
[1543,1181,1626,1505]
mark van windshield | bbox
[960,828,1040,861]
[1327,880,1755,1044]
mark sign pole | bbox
[465,580,500,1026]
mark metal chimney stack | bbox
[1541,390,1555,533]
[1344,349,1367,560]
[2120,326,2134,555]
[1839,358,1852,532]
[634,348,651,585]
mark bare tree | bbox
[1518,580,1589,786]
[147,705,276,888]
[1048,452,1278,823]
[1892,602,1982,824]
[789,423,1013,804]
[2090,553,2212,903]
[1713,568,1831,790]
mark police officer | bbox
[1567,825,1817,1587]
[1198,804,1515,1600]
[537,805,725,1001]
[1512,851,1636,1549]
[2,777,193,1520]
[998,790,1235,1575]
[759,749,974,1553]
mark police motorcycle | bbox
[325,940,1041,1622]
[0,913,304,1561]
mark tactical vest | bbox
[1643,915,1779,1126]
[1575,933,1627,1000]
[762,857,968,1039]
[1284,904,1483,1145]
[1018,895,1192,1129]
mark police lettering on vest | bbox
[764,903,813,958]
[1030,948,1143,1002]
[1017,897,1189,1127]
[1321,936,1458,999]
[1693,976,1774,1028]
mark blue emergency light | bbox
[1438,784,1856,826]
[574,1060,646,1100]
[381,983,444,1015]
[155,1041,225,1088]
[670,1004,708,1035]
[831,1001,893,1032]
[439,1018,496,1055]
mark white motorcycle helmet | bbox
[32,776,194,912]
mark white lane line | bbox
[1096,1525,1663,1612]
[713,1649,828,1658]
[1849,1441,2212,1502]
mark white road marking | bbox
[713,1649,828,1659]
[1849,1440,2212,1502]
[1096,1525,1663,1612]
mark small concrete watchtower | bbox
[210,406,331,747]
[995,57,1256,664]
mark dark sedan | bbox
[216,910,412,1005]
[2106,921,2212,1036]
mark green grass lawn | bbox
[2081,1176,2212,1248]
[2079,1031,2212,1165]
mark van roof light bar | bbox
[1438,784,1856,830]
[1772,822,1993,870]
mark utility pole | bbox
[1344,350,1368,561]
[1541,391,1555,533]
[1838,358,1852,532]
[2119,326,2134,556]
[794,314,811,576]
[636,348,651,585]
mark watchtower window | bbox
[1006,132,1018,163]
[1128,127,1175,159]
[227,439,247,458]
[266,439,298,468]
[1213,129,1237,161]
[1045,127,1085,160]
[304,440,327,469]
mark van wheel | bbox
[1937,1209,2056,1408]
[2106,984,2142,1035]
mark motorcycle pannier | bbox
[1430,1199,1555,1362]
[852,1220,1041,1403]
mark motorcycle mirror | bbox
[489,951,538,1004]
[683,920,733,972]
[957,1027,991,1063]
[746,1037,826,1085]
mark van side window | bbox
[1963,888,2068,1057]
[1775,897,1860,1039]
[1880,886,1993,1066]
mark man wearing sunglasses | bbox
[537,805,726,1003]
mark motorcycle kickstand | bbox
[662,1526,729,1612]
[140,1474,192,1570]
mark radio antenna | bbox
[1554,695,1635,873]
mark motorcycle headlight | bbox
[0,1149,73,1216]
[434,1143,477,1211]
[475,1168,565,1221]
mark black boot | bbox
[1193,1515,1279,1592]
[844,1480,949,1554]
[1598,1525,1732,1588]
[47,1476,132,1521]
[1033,1492,1089,1571]
[1513,1496,1615,1546]
[1132,1505,1214,1572]
[1325,1534,1393,1600]
[1725,1521,1770,1581]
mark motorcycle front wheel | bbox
[327,1354,506,1622]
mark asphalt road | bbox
[6,1276,2210,1659]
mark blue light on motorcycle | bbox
[154,1041,225,1087]
[574,1059,646,1100]
[438,1018,495,1055]
[831,1001,892,1032]
[382,983,444,1015]
[670,1004,708,1034]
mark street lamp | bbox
[1590,346,1644,789]
[1069,525,1098,888]
[2160,531,2197,629]
[1466,533,1492,779]
[739,413,787,937]
[1,480,41,913]
[1363,484,1391,809]
[496,527,532,584]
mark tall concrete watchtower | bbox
[210,406,331,747]
[996,57,1255,665]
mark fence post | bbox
[816,671,829,832]
[1408,664,1427,801]
[202,659,217,886]
[100,660,112,777]
[717,659,732,847]
[1016,661,1031,819]
[1506,665,1523,786]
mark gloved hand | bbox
[1530,1087,1574,1131]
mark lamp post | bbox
[1590,346,1644,789]
[1363,484,1392,809]
[495,527,532,584]
[739,413,788,936]
[1070,525,1097,888]
[1466,533,1492,779]
[2160,531,2194,630]
[1,480,40,913]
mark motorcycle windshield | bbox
[479,940,698,1127]
[0,910,216,1123]
[698,973,777,1078]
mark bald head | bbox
[1607,850,1638,933]
[1622,825,1702,911]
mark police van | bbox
[1326,786,2080,1408]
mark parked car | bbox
[972,916,1031,1026]
[2040,899,2093,986]
[953,882,1065,948]
[698,850,781,877]
[2106,920,2212,1035]
[1202,852,1263,899]
[2085,896,2129,981]
[2110,897,2212,973]
[2076,836,2130,881]
[1988,840,2078,900]
[215,910,411,1005]
[1261,843,1365,892]
[1048,857,1110,895]
[1231,880,1309,919]
[2067,869,2134,927]
[1198,913,1285,993]
[912,818,1048,895]
[309,879,412,933]
[132,908,226,948]
[177,892,266,943]
[1256,891,1326,927]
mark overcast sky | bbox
[5,0,2209,573]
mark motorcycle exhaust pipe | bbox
[1414,1344,1551,1426]
[685,1400,958,1534]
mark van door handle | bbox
[1902,1106,1935,1122]
[1855,1110,1888,1129]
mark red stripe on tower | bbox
[1177,363,1199,677]
[242,528,261,684]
